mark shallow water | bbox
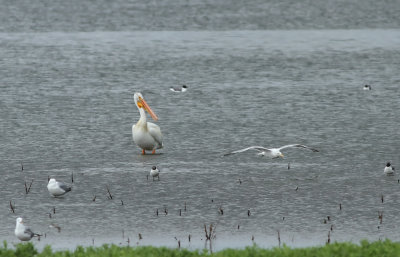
[1,29,400,251]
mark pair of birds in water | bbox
[15,170,160,242]
[131,92,320,158]
[15,179,71,241]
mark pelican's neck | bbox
[137,107,148,128]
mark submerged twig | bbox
[277,230,281,248]
[24,179,34,194]
[9,201,15,213]
[378,211,383,224]
[106,185,113,200]
[326,231,331,244]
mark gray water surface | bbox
[1,29,400,250]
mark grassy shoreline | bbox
[1,240,400,257]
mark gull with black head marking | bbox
[15,217,41,241]
[384,162,395,175]
[170,85,188,92]
[150,166,160,181]
[363,85,372,90]
[224,144,319,159]
[47,178,72,197]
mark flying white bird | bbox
[224,144,319,159]
[132,92,163,154]
[15,217,41,241]
[47,178,72,197]
[384,162,395,175]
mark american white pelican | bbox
[384,162,395,175]
[15,217,41,241]
[170,85,188,92]
[132,92,163,154]
[224,144,319,159]
[150,166,160,181]
[47,178,72,197]
[363,85,372,90]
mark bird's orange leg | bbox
[142,149,146,155]
[152,149,156,154]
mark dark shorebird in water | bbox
[384,162,395,175]
[363,85,372,90]
[47,178,72,197]
[170,85,188,92]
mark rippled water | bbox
[1,29,400,250]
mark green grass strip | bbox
[1,240,400,257]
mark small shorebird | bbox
[170,85,188,92]
[384,162,395,175]
[150,166,160,181]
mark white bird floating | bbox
[132,92,163,154]
[170,85,188,92]
[15,217,41,241]
[384,162,395,175]
[224,144,319,159]
[47,178,72,197]
[363,85,372,90]
[150,166,160,181]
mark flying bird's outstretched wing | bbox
[224,146,271,156]
[278,144,319,152]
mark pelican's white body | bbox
[132,93,163,151]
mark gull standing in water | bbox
[224,144,319,159]
[132,93,163,154]
[15,217,41,241]
[170,85,188,92]
[150,166,160,181]
[384,162,395,175]
[47,178,72,197]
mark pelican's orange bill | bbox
[139,97,158,121]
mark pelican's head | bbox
[134,92,158,121]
